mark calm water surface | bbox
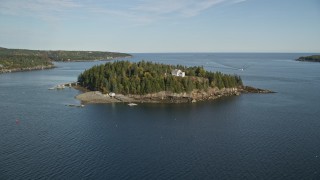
[1,53,320,179]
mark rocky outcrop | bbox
[239,86,275,93]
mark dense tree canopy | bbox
[78,61,243,95]
[0,53,52,69]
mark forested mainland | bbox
[297,55,320,62]
[78,61,243,95]
[0,47,131,72]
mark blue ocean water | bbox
[0,53,320,179]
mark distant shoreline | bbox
[0,65,55,74]
[52,56,132,63]
[0,57,133,74]
[0,47,132,74]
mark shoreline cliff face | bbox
[75,86,274,104]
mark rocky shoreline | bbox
[0,65,55,74]
[75,86,275,104]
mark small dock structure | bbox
[49,82,78,90]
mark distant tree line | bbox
[47,51,131,61]
[78,61,243,95]
[0,47,131,69]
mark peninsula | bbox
[0,47,131,73]
[296,55,320,62]
[76,61,273,104]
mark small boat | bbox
[48,87,55,90]
[128,103,137,106]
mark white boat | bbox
[128,103,137,106]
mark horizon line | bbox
[1,46,319,54]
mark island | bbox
[0,47,131,73]
[296,55,320,62]
[76,61,273,104]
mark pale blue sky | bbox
[0,0,319,53]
